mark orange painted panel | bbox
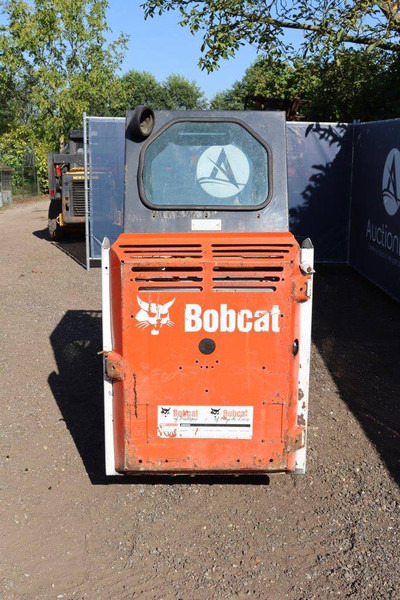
[108,232,308,473]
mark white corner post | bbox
[102,237,119,475]
[294,244,314,474]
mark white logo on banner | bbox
[196,145,250,198]
[382,148,400,216]
[136,297,175,335]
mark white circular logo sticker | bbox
[196,144,250,198]
[382,148,400,216]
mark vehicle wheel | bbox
[48,199,64,241]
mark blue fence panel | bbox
[88,117,125,259]
[287,122,352,263]
[349,119,400,302]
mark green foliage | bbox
[0,0,208,194]
[32,139,50,192]
[1,0,128,146]
[0,126,47,193]
[0,0,128,190]
[305,51,400,122]
[210,80,246,110]
[0,128,31,168]
[162,74,208,110]
[112,70,208,113]
[111,71,167,112]
[143,0,400,72]
[210,50,400,122]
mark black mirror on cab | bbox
[127,105,155,141]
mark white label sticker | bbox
[191,219,222,231]
[157,405,253,439]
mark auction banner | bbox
[350,120,400,302]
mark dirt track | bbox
[0,198,399,600]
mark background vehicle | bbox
[47,129,86,240]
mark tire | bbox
[48,198,64,241]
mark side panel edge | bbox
[102,238,120,476]
[294,246,314,473]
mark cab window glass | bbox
[141,121,269,207]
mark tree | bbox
[142,1,400,72]
[209,56,317,111]
[209,50,400,121]
[0,0,128,149]
[162,74,208,109]
[113,71,208,112]
[210,80,247,110]
[111,70,167,113]
[305,50,400,122]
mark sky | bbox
[106,1,262,100]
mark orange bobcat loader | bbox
[102,107,313,475]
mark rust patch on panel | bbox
[105,351,125,380]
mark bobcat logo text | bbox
[135,297,175,335]
[136,297,281,336]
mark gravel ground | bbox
[0,198,399,600]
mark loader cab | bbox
[102,108,313,477]
[123,109,288,233]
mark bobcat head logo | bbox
[135,296,175,335]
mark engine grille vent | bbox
[211,243,293,260]
[212,265,283,292]
[71,180,87,217]
[120,240,291,293]
[122,244,203,259]
[131,265,204,292]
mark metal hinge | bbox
[300,262,315,276]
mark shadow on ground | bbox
[33,227,88,268]
[48,267,400,485]
[313,265,400,485]
[48,309,270,485]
